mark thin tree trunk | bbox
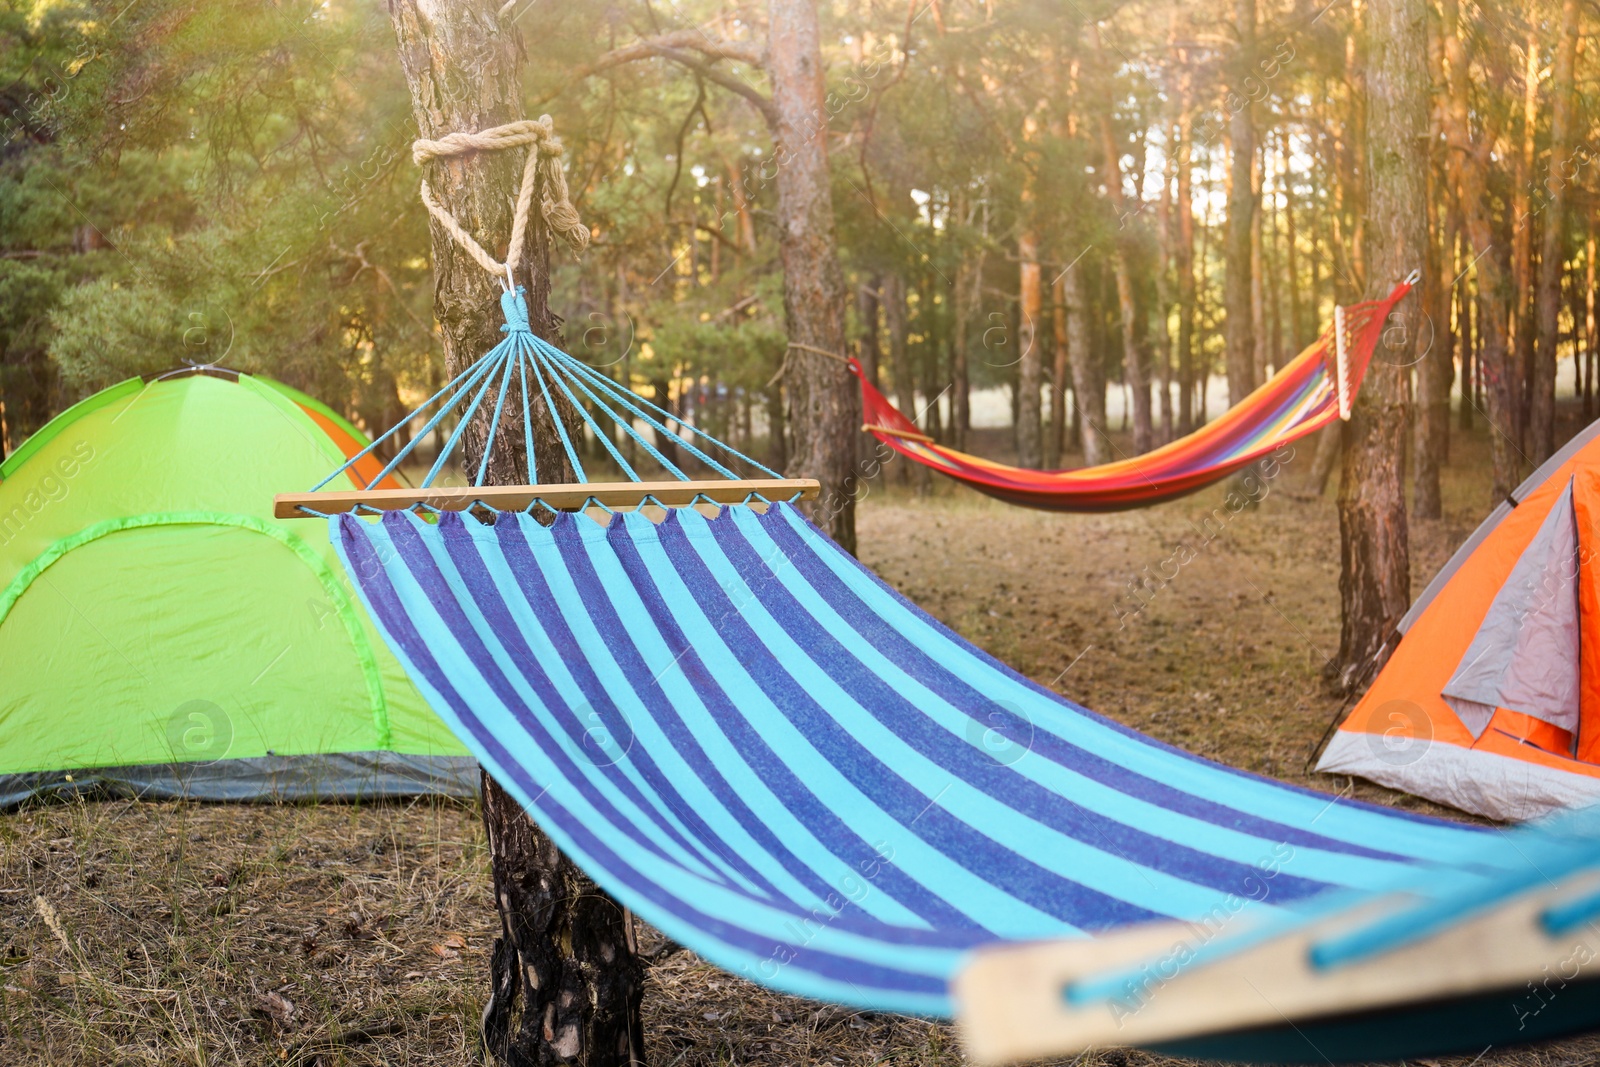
[769,0,857,551]
[1588,234,1598,422]
[1016,227,1045,466]
[1459,226,1477,432]
[1572,268,1585,405]
[1532,0,1582,463]
[1175,87,1198,432]
[1414,17,1452,520]
[1092,24,1152,452]
[856,276,883,389]
[953,255,977,450]
[1511,27,1540,451]
[1048,274,1070,467]
[1250,145,1268,382]
[1310,424,1342,495]
[1281,132,1303,349]
[1262,136,1284,373]
[766,385,788,472]
[1224,0,1258,406]
[1414,184,1455,519]
[919,273,945,440]
[385,6,644,1066]
[727,159,757,253]
[1442,0,1516,500]
[1334,0,1422,687]
[884,272,930,492]
[1063,263,1106,464]
[1155,102,1178,443]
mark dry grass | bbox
[6,411,1600,1065]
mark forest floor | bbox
[5,410,1600,1066]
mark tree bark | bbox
[1250,145,1267,382]
[1281,132,1303,349]
[480,774,646,1067]
[1092,25,1152,454]
[1016,228,1045,467]
[1175,85,1198,433]
[1413,19,1452,520]
[1441,0,1517,501]
[1511,27,1540,451]
[1588,234,1598,422]
[385,5,644,1064]
[952,252,978,451]
[1062,263,1106,464]
[1334,0,1421,688]
[768,0,857,551]
[1532,0,1582,463]
[918,273,945,440]
[1223,0,1258,406]
[884,272,928,491]
[856,276,882,390]
[1048,274,1070,468]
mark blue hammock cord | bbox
[310,287,782,513]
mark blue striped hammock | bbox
[327,500,1515,1016]
[291,288,1515,1019]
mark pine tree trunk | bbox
[856,276,882,390]
[1048,274,1070,468]
[1511,28,1540,452]
[1413,183,1454,520]
[1459,230,1477,432]
[919,273,945,441]
[953,252,979,451]
[1532,0,1581,463]
[385,5,644,1064]
[1016,229,1045,467]
[884,272,928,491]
[1063,264,1106,465]
[1334,0,1421,687]
[1413,20,1452,520]
[1250,146,1268,383]
[1091,25,1152,454]
[1441,0,1517,500]
[1281,133,1303,350]
[1224,0,1258,406]
[768,0,857,552]
[1587,234,1598,422]
[1175,94,1198,433]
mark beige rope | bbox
[786,342,852,364]
[413,115,589,279]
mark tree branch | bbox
[533,32,777,126]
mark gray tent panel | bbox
[1441,478,1581,740]
[0,753,480,809]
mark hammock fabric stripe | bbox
[857,282,1414,511]
[333,499,1511,1016]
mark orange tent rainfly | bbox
[1318,421,1600,820]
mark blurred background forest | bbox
[0,0,1595,512]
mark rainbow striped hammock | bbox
[855,279,1415,511]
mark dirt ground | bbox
[5,411,1600,1066]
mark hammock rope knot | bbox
[413,115,590,282]
[500,286,532,335]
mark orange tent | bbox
[1319,421,1600,821]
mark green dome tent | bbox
[0,370,475,805]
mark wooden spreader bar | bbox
[862,423,935,444]
[274,479,820,519]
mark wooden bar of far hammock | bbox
[273,478,820,519]
[862,423,935,444]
